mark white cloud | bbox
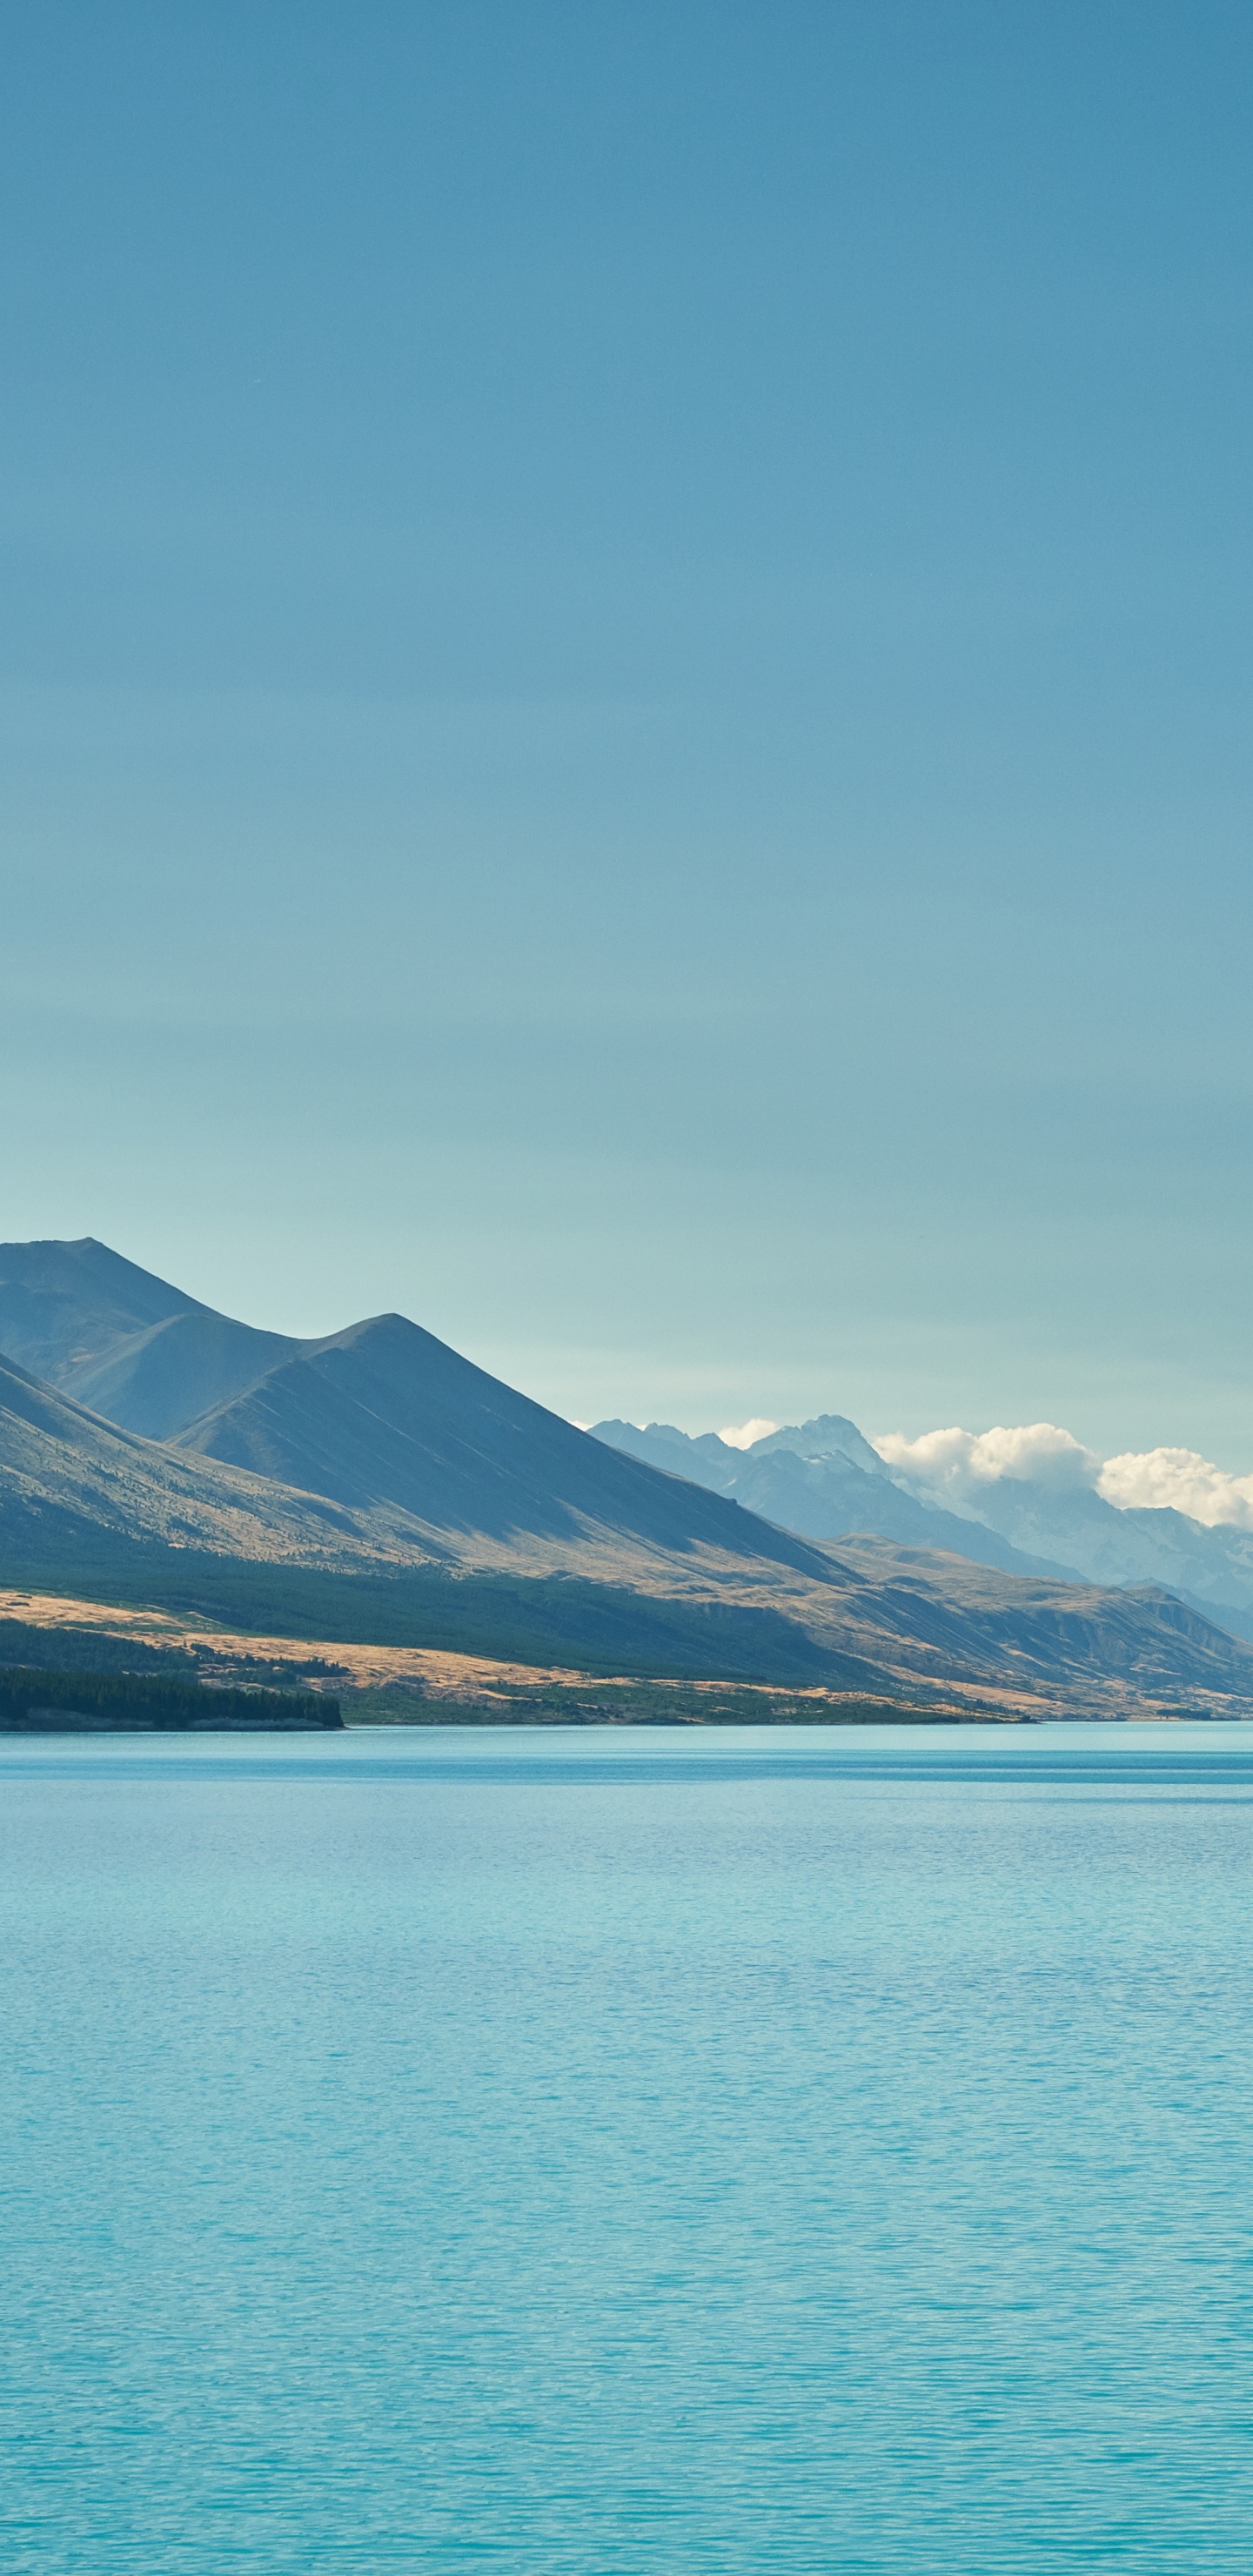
[874,1421,1097,1499]
[719,1417,779,1451]
[874,1421,1253,1533]
[1097,1447,1253,1529]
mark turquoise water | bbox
[3,1723,1251,2573]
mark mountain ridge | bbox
[0,1237,298,1437]
[593,1411,1253,1630]
[3,1238,1253,1717]
[591,1417,1079,1583]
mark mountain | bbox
[3,1338,1251,1714]
[0,1246,854,1583]
[591,1416,1074,1580]
[0,1350,376,1566]
[0,1259,836,1586]
[0,1238,294,1437]
[889,1463,1253,1633]
[808,1537,1253,1716]
[753,1413,892,1473]
[4,1238,1253,1716]
[593,1412,1253,1638]
[17,1244,1243,1620]
[166,1310,836,1573]
[0,1237,204,1381]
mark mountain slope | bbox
[0,1237,296,1437]
[0,1352,379,1565]
[3,1340,1253,1713]
[172,1314,833,1572]
[16,1242,1248,1621]
[591,1417,1075,1580]
[815,1537,1253,1713]
[593,1412,1253,1632]
[5,1238,1253,1714]
[906,1467,1253,1624]
[64,1309,297,1440]
[0,1237,205,1377]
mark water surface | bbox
[3,1722,1251,2573]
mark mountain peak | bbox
[748,1414,888,1474]
[0,1238,283,1437]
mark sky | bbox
[3,3,1252,1458]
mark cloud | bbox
[1097,1447,1253,1529]
[874,1422,1097,1499]
[874,1422,1253,1532]
[719,1418,779,1451]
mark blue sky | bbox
[3,3,1252,1457]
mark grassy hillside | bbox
[0,1537,868,1682]
[6,1526,1253,1719]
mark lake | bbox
[3,1722,1251,2573]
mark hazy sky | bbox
[4,3,1252,1456]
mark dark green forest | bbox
[0,1665,342,1730]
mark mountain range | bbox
[593,1413,1253,1639]
[592,1415,1075,1580]
[3,1236,1253,1718]
[0,1240,825,1580]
